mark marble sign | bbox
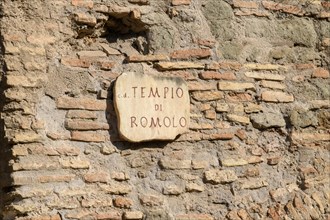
[114,72,190,142]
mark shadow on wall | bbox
[0,8,10,217]
[105,81,169,151]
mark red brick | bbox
[204,110,216,120]
[322,1,330,9]
[197,39,216,47]
[233,0,259,9]
[65,119,109,130]
[262,1,304,16]
[172,0,191,6]
[57,97,107,110]
[312,68,329,78]
[113,197,133,208]
[127,54,169,62]
[208,132,235,140]
[162,71,197,80]
[72,0,94,8]
[16,214,62,220]
[175,213,214,220]
[318,11,330,18]
[295,63,315,70]
[71,131,108,142]
[61,57,92,68]
[171,48,211,59]
[99,61,116,70]
[219,60,242,70]
[226,93,253,102]
[84,172,109,183]
[95,212,121,220]
[200,71,236,80]
[155,62,205,70]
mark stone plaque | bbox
[114,72,190,142]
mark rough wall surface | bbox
[0,0,329,219]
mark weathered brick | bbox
[216,103,229,112]
[248,156,264,164]
[197,39,216,47]
[16,214,62,220]
[218,82,255,91]
[159,158,191,169]
[71,131,108,142]
[260,80,286,90]
[309,100,330,109]
[176,214,213,220]
[227,114,250,124]
[200,71,237,80]
[233,0,259,9]
[73,13,97,26]
[163,71,197,80]
[291,132,330,144]
[46,132,71,140]
[204,110,216,120]
[177,132,203,141]
[245,72,285,81]
[235,10,271,17]
[95,212,122,220]
[77,50,107,59]
[65,119,109,130]
[172,0,191,6]
[261,91,294,103]
[128,0,150,5]
[57,97,107,110]
[155,62,205,70]
[6,75,44,88]
[66,110,98,119]
[108,5,131,18]
[171,48,211,59]
[163,184,184,195]
[185,182,205,192]
[262,1,305,16]
[12,159,60,171]
[81,196,113,208]
[192,160,209,169]
[218,60,242,70]
[318,11,330,18]
[71,0,94,8]
[124,211,144,220]
[61,57,92,68]
[111,171,130,181]
[312,68,329,78]
[99,183,132,195]
[113,197,133,208]
[84,171,109,183]
[38,173,76,183]
[127,54,169,62]
[208,132,235,140]
[226,93,253,102]
[204,169,238,184]
[12,132,43,143]
[221,158,248,167]
[241,178,268,189]
[189,121,213,130]
[60,157,90,169]
[295,63,315,70]
[27,35,56,45]
[322,37,330,47]
[192,91,224,101]
[244,63,283,70]
[188,81,216,91]
[244,103,262,113]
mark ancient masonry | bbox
[0,0,329,219]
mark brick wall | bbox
[0,0,329,219]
